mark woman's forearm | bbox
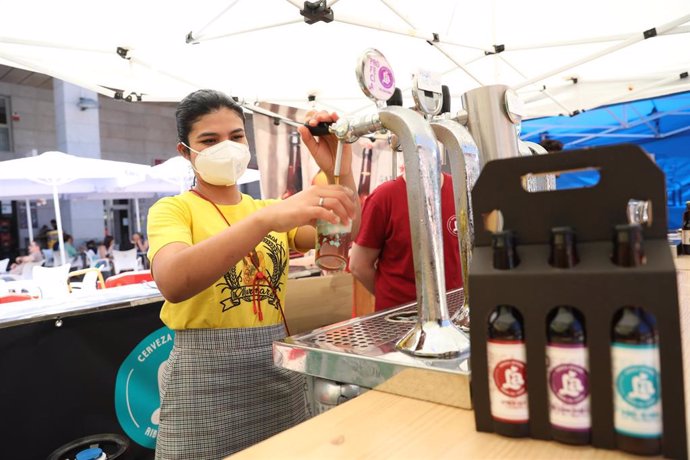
[152,210,273,303]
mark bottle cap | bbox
[549,226,579,268]
[612,223,645,267]
[76,448,105,460]
[492,230,520,269]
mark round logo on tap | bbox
[356,48,396,103]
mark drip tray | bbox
[274,289,472,409]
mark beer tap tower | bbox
[273,51,542,411]
[328,49,471,359]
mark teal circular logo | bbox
[114,326,175,449]
[616,365,659,409]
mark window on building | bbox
[0,96,12,152]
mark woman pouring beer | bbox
[147,89,360,459]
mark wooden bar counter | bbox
[229,390,645,459]
[230,254,690,459]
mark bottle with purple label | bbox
[487,305,529,438]
[546,305,590,445]
[611,224,661,456]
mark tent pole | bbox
[334,14,490,52]
[513,14,690,90]
[505,24,690,52]
[51,185,67,266]
[193,18,303,43]
[134,198,142,233]
[495,55,574,114]
[25,199,34,243]
[0,52,116,98]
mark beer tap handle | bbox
[306,122,332,137]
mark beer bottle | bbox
[682,201,690,255]
[281,131,303,199]
[492,230,520,270]
[549,226,579,268]
[487,305,529,437]
[357,144,373,205]
[611,224,661,456]
[546,306,590,444]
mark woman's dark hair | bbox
[175,89,244,146]
[104,235,114,248]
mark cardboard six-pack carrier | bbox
[468,144,687,458]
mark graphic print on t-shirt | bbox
[216,233,287,313]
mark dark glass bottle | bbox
[492,230,520,270]
[357,145,373,205]
[487,305,529,437]
[281,131,303,199]
[546,306,590,445]
[681,201,690,255]
[549,226,579,268]
[611,224,661,456]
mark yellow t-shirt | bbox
[147,191,300,330]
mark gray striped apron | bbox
[155,325,307,460]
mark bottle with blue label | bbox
[546,305,590,445]
[611,224,661,456]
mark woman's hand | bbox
[298,111,352,182]
[260,184,356,234]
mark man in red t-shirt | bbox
[349,172,462,311]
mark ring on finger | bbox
[318,196,325,207]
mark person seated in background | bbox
[9,240,44,275]
[349,170,462,312]
[61,233,78,258]
[46,219,59,251]
[53,234,84,268]
[131,232,149,253]
[98,235,115,259]
[131,231,150,269]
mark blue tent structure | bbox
[522,90,690,229]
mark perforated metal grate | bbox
[309,290,464,351]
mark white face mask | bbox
[184,140,251,186]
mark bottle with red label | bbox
[611,224,661,456]
[546,305,590,444]
[488,304,529,437]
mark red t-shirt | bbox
[354,173,462,311]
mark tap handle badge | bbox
[356,48,396,106]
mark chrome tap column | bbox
[430,119,480,328]
[379,107,470,359]
[461,84,522,167]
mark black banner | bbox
[0,301,165,460]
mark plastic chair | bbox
[0,293,34,303]
[0,258,9,273]
[111,248,138,274]
[42,249,54,267]
[2,279,42,299]
[104,270,154,288]
[19,261,44,280]
[68,268,106,292]
[31,263,72,299]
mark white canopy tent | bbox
[0,0,688,119]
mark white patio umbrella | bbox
[70,156,261,232]
[0,151,150,263]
